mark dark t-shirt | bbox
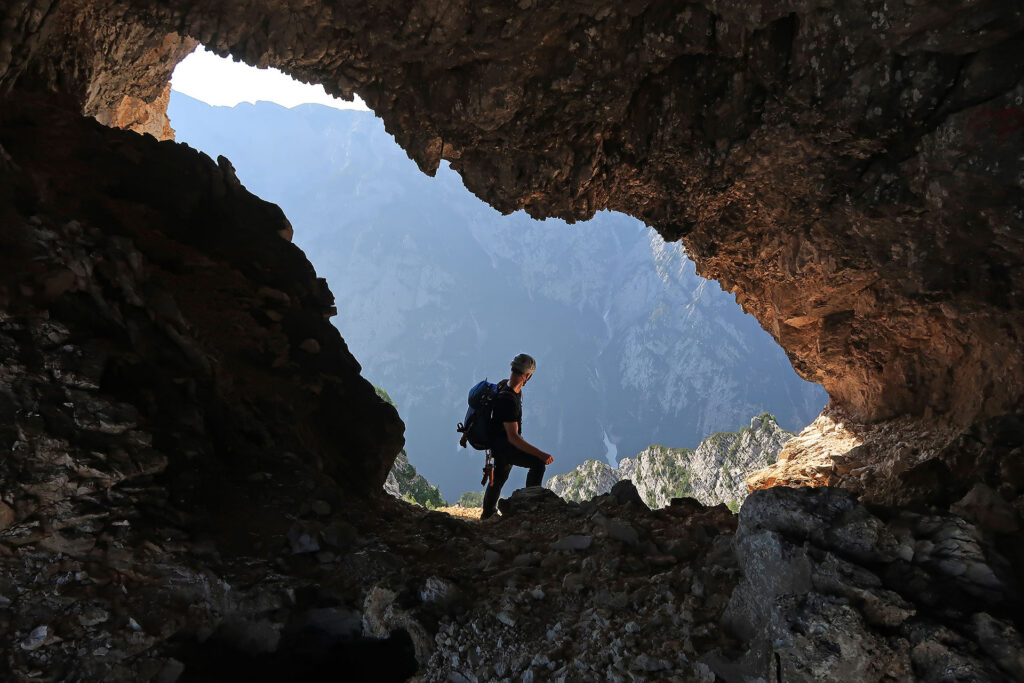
[487,382,522,453]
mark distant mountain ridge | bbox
[547,413,793,510]
[168,93,827,499]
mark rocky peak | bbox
[549,413,793,509]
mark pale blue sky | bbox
[171,45,369,111]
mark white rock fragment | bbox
[420,576,460,606]
[20,625,49,651]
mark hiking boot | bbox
[480,508,497,520]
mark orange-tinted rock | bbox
[0,501,14,532]
[104,84,176,140]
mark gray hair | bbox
[511,353,536,375]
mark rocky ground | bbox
[6,438,1024,683]
[432,506,480,522]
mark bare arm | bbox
[504,422,554,465]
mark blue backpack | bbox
[456,379,505,450]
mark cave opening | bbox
[164,45,827,504]
[2,3,1024,681]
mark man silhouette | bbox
[480,353,555,520]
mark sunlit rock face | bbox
[3,0,1022,486]
[1,3,196,129]
[104,83,178,140]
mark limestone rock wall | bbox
[547,459,622,505]
[0,2,196,126]
[105,83,178,140]
[628,414,793,508]
[715,486,1024,682]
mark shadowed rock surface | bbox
[716,486,1024,682]
[1,1,1023,680]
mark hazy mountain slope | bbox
[548,413,793,509]
[384,452,446,508]
[376,386,445,507]
[168,94,826,500]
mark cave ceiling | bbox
[3,0,1023,427]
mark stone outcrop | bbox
[547,460,623,507]
[550,413,793,509]
[746,405,962,503]
[711,486,1024,682]
[106,83,178,140]
[1,5,196,128]
[421,486,741,682]
[0,92,402,680]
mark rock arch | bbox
[3,0,1023,501]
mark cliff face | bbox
[549,414,793,509]
[546,459,623,506]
